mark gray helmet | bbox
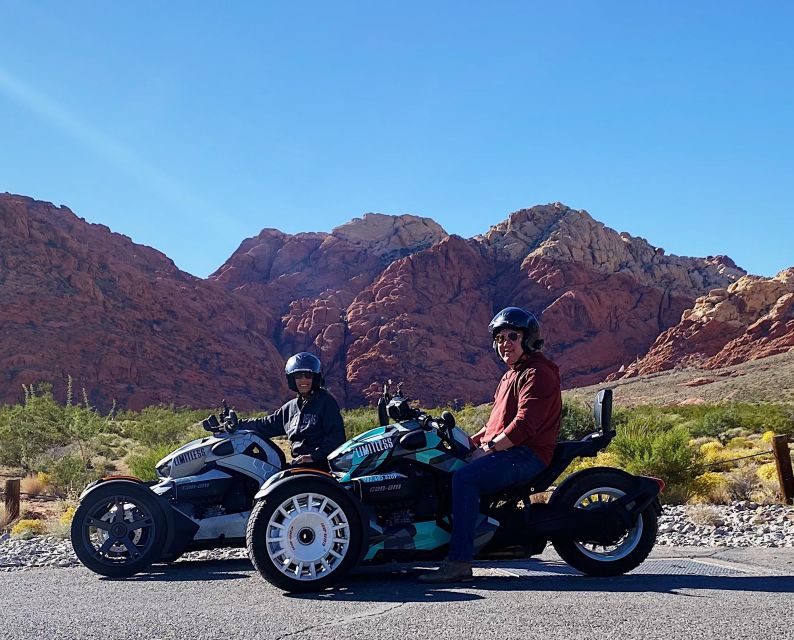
[285,352,324,392]
[488,307,543,355]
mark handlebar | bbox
[202,399,239,434]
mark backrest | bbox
[594,388,613,435]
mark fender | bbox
[550,467,661,516]
[550,467,639,503]
[78,475,145,500]
[254,467,338,501]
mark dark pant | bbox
[447,446,546,562]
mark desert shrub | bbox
[341,407,380,438]
[690,472,730,504]
[560,399,597,441]
[59,504,76,525]
[687,504,723,526]
[449,403,492,435]
[691,409,743,438]
[0,384,64,470]
[724,465,760,501]
[556,451,624,484]
[727,436,754,449]
[700,441,725,463]
[11,519,47,539]
[761,430,776,444]
[756,462,778,483]
[46,520,71,539]
[38,454,103,496]
[20,474,44,496]
[126,443,176,482]
[115,406,206,448]
[611,423,703,503]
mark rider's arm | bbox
[238,405,288,438]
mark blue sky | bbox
[1,2,792,278]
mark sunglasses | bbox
[494,331,521,345]
[293,372,314,380]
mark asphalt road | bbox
[1,547,793,640]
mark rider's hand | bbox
[292,454,314,465]
[467,447,489,461]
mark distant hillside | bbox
[5,192,789,411]
[567,350,794,407]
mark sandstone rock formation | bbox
[2,193,773,411]
[212,202,747,407]
[0,194,288,411]
[614,269,794,378]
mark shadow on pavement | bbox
[288,565,794,602]
[99,557,794,601]
[101,558,253,582]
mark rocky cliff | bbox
[211,202,747,407]
[2,193,773,411]
[0,194,287,410]
[613,268,794,378]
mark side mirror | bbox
[440,411,456,429]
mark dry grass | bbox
[687,504,724,526]
[566,351,794,407]
[20,474,45,496]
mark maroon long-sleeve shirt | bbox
[482,351,562,467]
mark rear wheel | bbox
[551,470,658,576]
[246,478,362,592]
[70,481,167,577]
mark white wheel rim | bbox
[572,486,644,562]
[264,492,351,581]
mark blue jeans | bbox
[447,446,546,562]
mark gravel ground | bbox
[2,500,792,572]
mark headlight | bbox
[156,463,171,478]
[329,450,355,472]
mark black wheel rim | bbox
[80,495,157,568]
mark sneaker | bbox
[417,561,473,583]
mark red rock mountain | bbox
[2,192,775,411]
[0,194,287,410]
[613,269,794,379]
[211,202,747,407]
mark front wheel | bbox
[551,470,658,576]
[70,481,168,577]
[246,478,363,592]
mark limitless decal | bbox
[354,439,393,458]
[174,448,206,466]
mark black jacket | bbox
[237,388,346,463]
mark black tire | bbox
[550,470,658,576]
[246,477,363,593]
[70,481,168,578]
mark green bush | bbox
[126,444,178,482]
[341,407,381,438]
[114,406,207,448]
[38,454,104,497]
[611,423,703,503]
[560,399,596,441]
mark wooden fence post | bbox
[772,435,794,505]
[3,478,21,526]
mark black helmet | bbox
[285,352,324,393]
[488,307,543,354]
